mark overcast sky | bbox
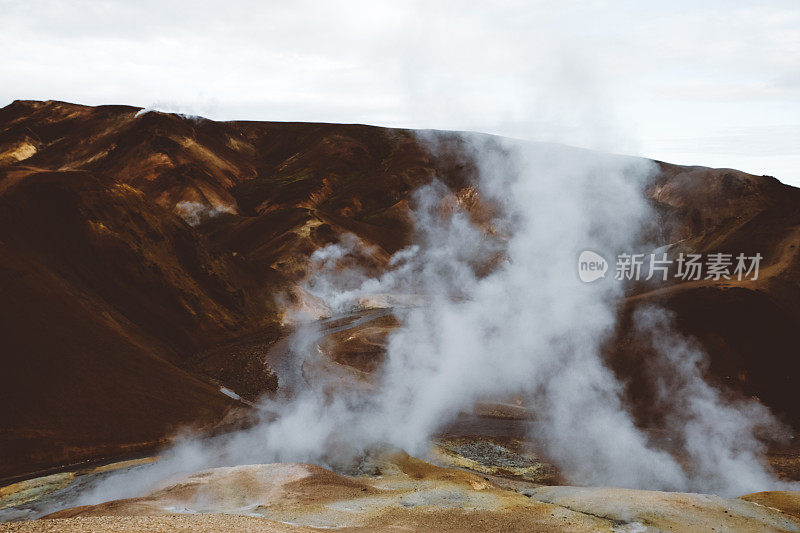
[2,0,798,184]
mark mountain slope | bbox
[1,99,798,479]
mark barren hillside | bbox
[1,100,798,480]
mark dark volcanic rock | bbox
[1,99,799,479]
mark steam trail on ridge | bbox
[73,133,792,509]
[303,132,790,495]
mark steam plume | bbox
[72,134,792,510]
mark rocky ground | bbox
[3,100,800,480]
[1,452,799,532]
[3,100,800,531]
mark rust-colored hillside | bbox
[1,100,798,480]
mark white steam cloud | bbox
[175,200,234,226]
[70,133,792,510]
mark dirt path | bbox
[626,224,800,304]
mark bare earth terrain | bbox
[2,100,800,531]
[3,453,800,532]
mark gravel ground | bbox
[0,515,313,532]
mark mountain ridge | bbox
[1,99,798,479]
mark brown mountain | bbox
[0,99,797,480]
[617,164,800,431]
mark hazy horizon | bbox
[2,0,798,184]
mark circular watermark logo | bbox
[578,250,608,283]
